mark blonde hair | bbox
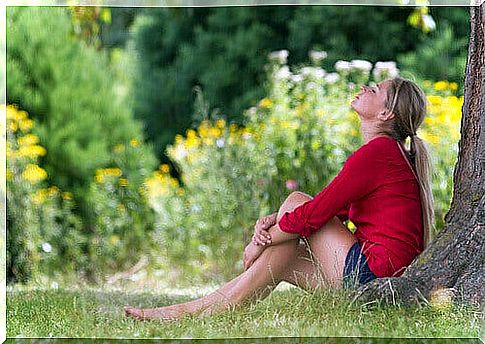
[378,77,435,248]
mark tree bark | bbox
[355,4,485,307]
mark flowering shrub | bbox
[6,104,158,284]
[149,51,461,282]
[85,137,157,280]
[6,105,84,283]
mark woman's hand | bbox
[243,242,265,271]
[252,212,277,246]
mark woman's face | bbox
[351,79,393,121]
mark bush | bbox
[6,105,85,283]
[7,7,159,282]
[147,52,461,282]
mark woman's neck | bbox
[361,121,389,144]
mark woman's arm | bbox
[266,222,299,246]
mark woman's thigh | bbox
[282,216,357,290]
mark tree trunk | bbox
[355,4,485,307]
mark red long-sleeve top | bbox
[278,136,424,278]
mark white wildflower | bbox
[373,61,400,81]
[216,138,225,148]
[422,14,436,32]
[174,144,187,160]
[325,73,340,84]
[306,82,318,91]
[291,74,303,83]
[50,281,59,289]
[309,50,328,63]
[301,67,314,77]
[191,204,202,213]
[314,67,327,78]
[242,132,252,140]
[275,66,291,80]
[268,50,289,65]
[42,242,52,253]
[335,60,352,72]
[351,59,373,72]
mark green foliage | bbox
[129,6,466,160]
[6,105,85,283]
[6,7,159,282]
[398,23,468,88]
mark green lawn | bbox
[6,284,483,339]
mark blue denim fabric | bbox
[343,241,377,289]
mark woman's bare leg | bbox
[124,192,356,320]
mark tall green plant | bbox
[7,7,159,281]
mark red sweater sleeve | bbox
[278,141,386,237]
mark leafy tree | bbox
[7,7,158,280]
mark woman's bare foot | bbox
[123,305,185,322]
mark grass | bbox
[6,282,483,340]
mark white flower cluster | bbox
[275,66,291,80]
[335,60,352,72]
[335,59,373,73]
[325,73,340,84]
[42,242,52,253]
[351,59,373,72]
[268,50,289,65]
[373,61,400,81]
[309,50,328,64]
[301,66,327,79]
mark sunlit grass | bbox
[7,283,482,339]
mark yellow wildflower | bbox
[185,135,200,149]
[17,134,39,146]
[32,188,49,205]
[229,124,238,133]
[176,188,185,196]
[130,138,140,147]
[20,145,47,158]
[449,82,458,92]
[95,175,104,183]
[160,164,170,173]
[187,129,197,139]
[19,119,34,132]
[6,170,14,181]
[170,178,179,187]
[209,127,222,138]
[114,144,125,153]
[62,191,73,200]
[48,186,59,196]
[259,98,273,108]
[175,134,184,144]
[347,221,356,231]
[22,164,48,183]
[109,235,120,245]
[8,121,18,132]
[216,119,226,129]
[97,167,122,177]
[119,178,129,187]
[203,137,214,146]
[427,95,442,106]
[433,81,448,91]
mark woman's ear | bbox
[378,110,395,121]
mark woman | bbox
[124,76,435,321]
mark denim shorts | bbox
[343,241,377,289]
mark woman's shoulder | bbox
[351,136,396,160]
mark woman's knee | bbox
[277,191,313,222]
